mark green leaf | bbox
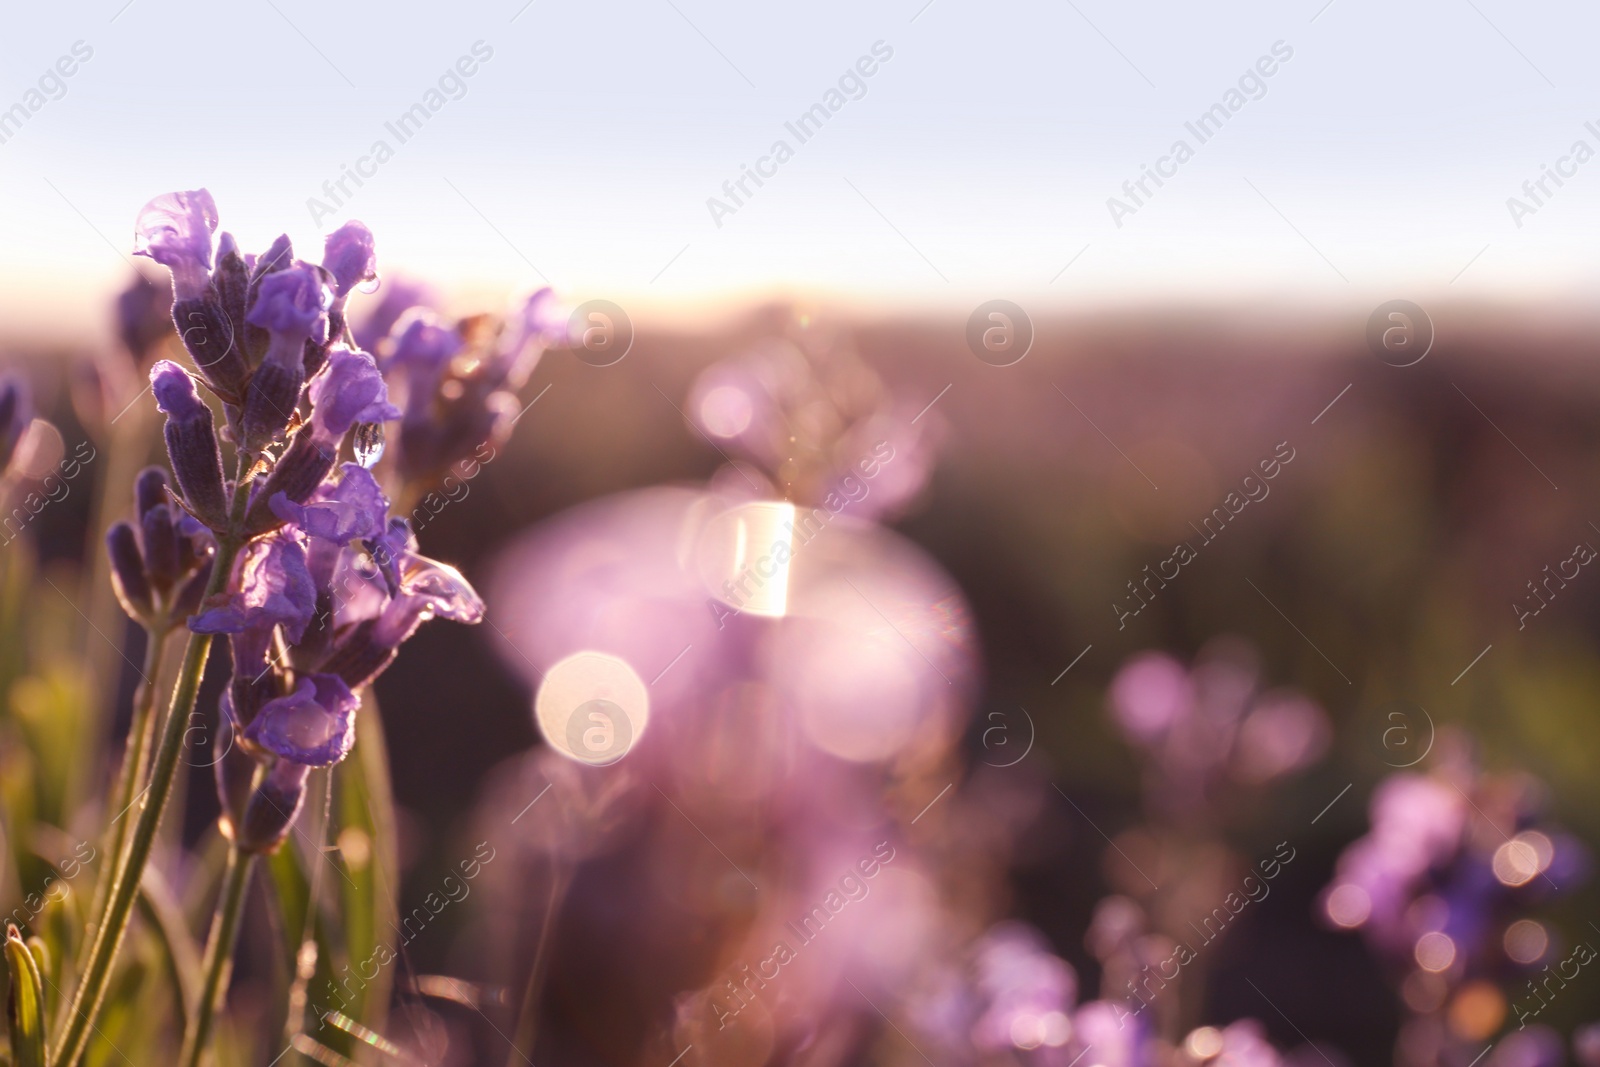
[265,826,338,1045]
[333,696,399,1040]
[265,693,399,1057]
[5,923,48,1067]
[134,867,202,1035]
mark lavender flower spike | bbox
[151,361,230,530]
[133,189,218,301]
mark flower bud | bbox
[115,271,174,364]
[107,521,154,622]
[243,431,337,538]
[235,760,310,854]
[213,708,254,833]
[140,502,180,591]
[134,466,169,517]
[171,294,248,404]
[213,233,251,350]
[151,362,229,530]
[239,357,303,455]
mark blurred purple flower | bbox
[0,373,31,478]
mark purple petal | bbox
[322,221,377,299]
[133,189,218,299]
[398,554,484,623]
[244,673,357,767]
[309,345,400,440]
[246,264,331,344]
[269,463,389,545]
[190,530,316,642]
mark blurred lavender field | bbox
[6,287,1599,1066]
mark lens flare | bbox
[696,500,797,618]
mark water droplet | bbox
[353,422,385,469]
[357,272,382,296]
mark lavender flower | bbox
[1106,642,1329,814]
[381,290,561,490]
[132,189,217,301]
[115,270,176,364]
[127,190,478,856]
[244,672,358,767]
[352,275,435,352]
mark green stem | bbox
[75,626,169,978]
[178,846,256,1067]
[52,469,251,1067]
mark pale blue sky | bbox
[1,0,1597,338]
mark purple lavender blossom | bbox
[126,189,483,864]
[234,758,313,853]
[269,462,388,545]
[115,270,176,363]
[190,529,316,642]
[132,189,218,301]
[352,276,436,352]
[243,346,399,538]
[321,221,377,302]
[382,290,559,490]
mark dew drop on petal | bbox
[353,421,385,469]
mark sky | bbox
[1,0,1598,339]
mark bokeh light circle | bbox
[535,651,648,765]
[1414,931,1457,973]
[1324,883,1371,928]
[1503,919,1548,964]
